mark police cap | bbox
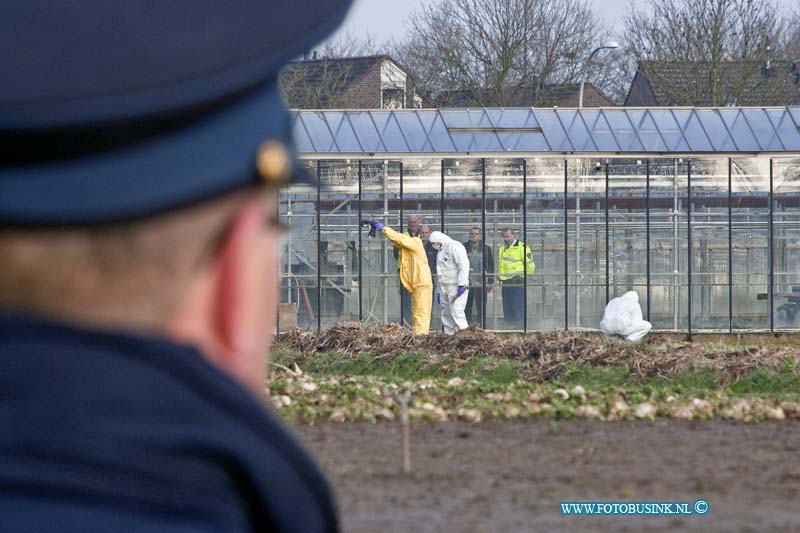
[0,0,352,225]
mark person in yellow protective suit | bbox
[370,220,433,334]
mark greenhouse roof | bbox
[292,107,800,156]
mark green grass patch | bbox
[272,348,800,401]
[728,366,800,396]
[274,350,531,383]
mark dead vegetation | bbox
[273,322,800,383]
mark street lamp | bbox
[578,41,619,108]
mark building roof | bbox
[280,54,433,109]
[283,55,387,86]
[291,106,800,155]
[625,60,800,107]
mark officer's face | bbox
[408,216,420,233]
[503,231,514,246]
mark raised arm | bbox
[383,226,423,253]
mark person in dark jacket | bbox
[420,225,439,281]
[420,224,440,328]
[0,2,352,532]
[463,227,495,327]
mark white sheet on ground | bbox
[599,291,652,342]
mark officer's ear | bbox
[164,192,274,394]
[210,196,276,389]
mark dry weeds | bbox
[273,322,799,383]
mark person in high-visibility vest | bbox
[497,227,535,329]
[393,215,421,327]
[372,220,432,334]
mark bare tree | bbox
[280,31,385,109]
[313,29,380,59]
[280,60,356,109]
[394,0,609,107]
[787,8,800,59]
[622,0,791,106]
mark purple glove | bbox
[371,220,385,231]
[457,285,466,297]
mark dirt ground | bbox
[296,420,800,533]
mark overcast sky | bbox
[335,0,633,43]
[333,0,795,45]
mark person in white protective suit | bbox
[599,291,652,342]
[428,231,470,335]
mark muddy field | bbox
[297,420,800,532]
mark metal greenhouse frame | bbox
[280,107,800,334]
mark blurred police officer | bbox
[0,1,352,531]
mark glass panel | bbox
[318,160,360,328]
[568,158,607,329]
[534,110,571,152]
[562,112,595,151]
[361,160,402,326]
[766,110,800,151]
[607,158,648,321]
[372,112,412,153]
[731,157,769,329]
[485,158,525,330]
[298,112,336,152]
[583,109,618,152]
[393,113,432,152]
[627,110,668,152]
[604,110,642,151]
[347,112,383,152]
[417,112,456,152]
[292,114,315,153]
[789,107,800,127]
[324,112,362,152]
[773,158,800,330]
[694,111,735,151]
[689,157,730,330]
[649,158,689,330]
[440,108,490,129]
[673,110,713,152]
[718,109,760,151]
[489,108,539,129]
[742,109,779,151]
[648,109,684,152]
[280,161,318,330]
[526,158,566,330]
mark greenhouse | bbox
[280,106,800,333]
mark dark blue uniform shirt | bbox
[0,313,337,532]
